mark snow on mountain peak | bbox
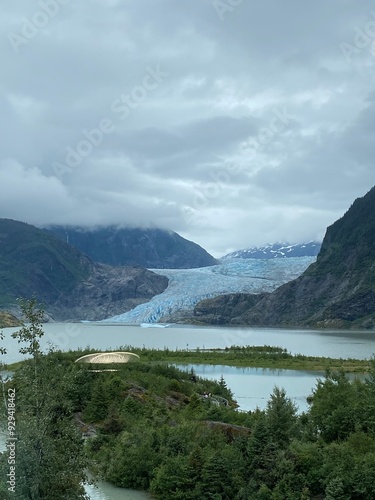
[222,242,321,260]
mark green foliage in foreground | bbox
[0,299,90,499]
[4,349,375,499]
[3,309,375,498]
[77,356,375,500]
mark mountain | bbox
[223,242,321,259]
[0,219,168,321]
[194,187,375,329]
[46,226,218,269]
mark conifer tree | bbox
[9,298,90,499]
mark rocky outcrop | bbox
[48,264,168,321]
[194,293,267,325]
[193,186,375,329]
[0,311,21,328]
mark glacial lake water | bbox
[2,322,375,410]
[2,322,375,364]
[1,322,374,499]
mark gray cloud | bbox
[1,0,375,256]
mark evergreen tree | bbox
[265,386,298,447]
[9,299,90,499]
[309,371,357,442]
[325,477,350,500]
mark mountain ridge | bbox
[223,242,321,260]
[0,219,168,321]
[194,186,375,329]
[46,226,218,269]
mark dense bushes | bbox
[74,356,375,499]
[4,342,375,498]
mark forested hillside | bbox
[0,219,168,320]
[0,219,90,306]
[4,348,375,499]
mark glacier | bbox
[103,257,316,324]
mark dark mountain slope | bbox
[0,219,90,306]
[0,219,168,320]
[47,226,218,269]
[194,187,375,329]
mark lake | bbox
[2,323,375,364]
[2,322,374,411]
[1,322,374,498]
[173,363,325,413]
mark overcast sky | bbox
[1,1,375,257]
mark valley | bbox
[105,257,316,324]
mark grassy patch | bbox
[9,345,368,374]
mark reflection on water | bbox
[174,363,324,413]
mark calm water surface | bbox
[3,323,373,411]
[84,482,151,499]
[2,323,375,364]
[173,363,325,413]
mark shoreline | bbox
[5,345,371,374]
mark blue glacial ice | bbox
[103,257,316,324]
